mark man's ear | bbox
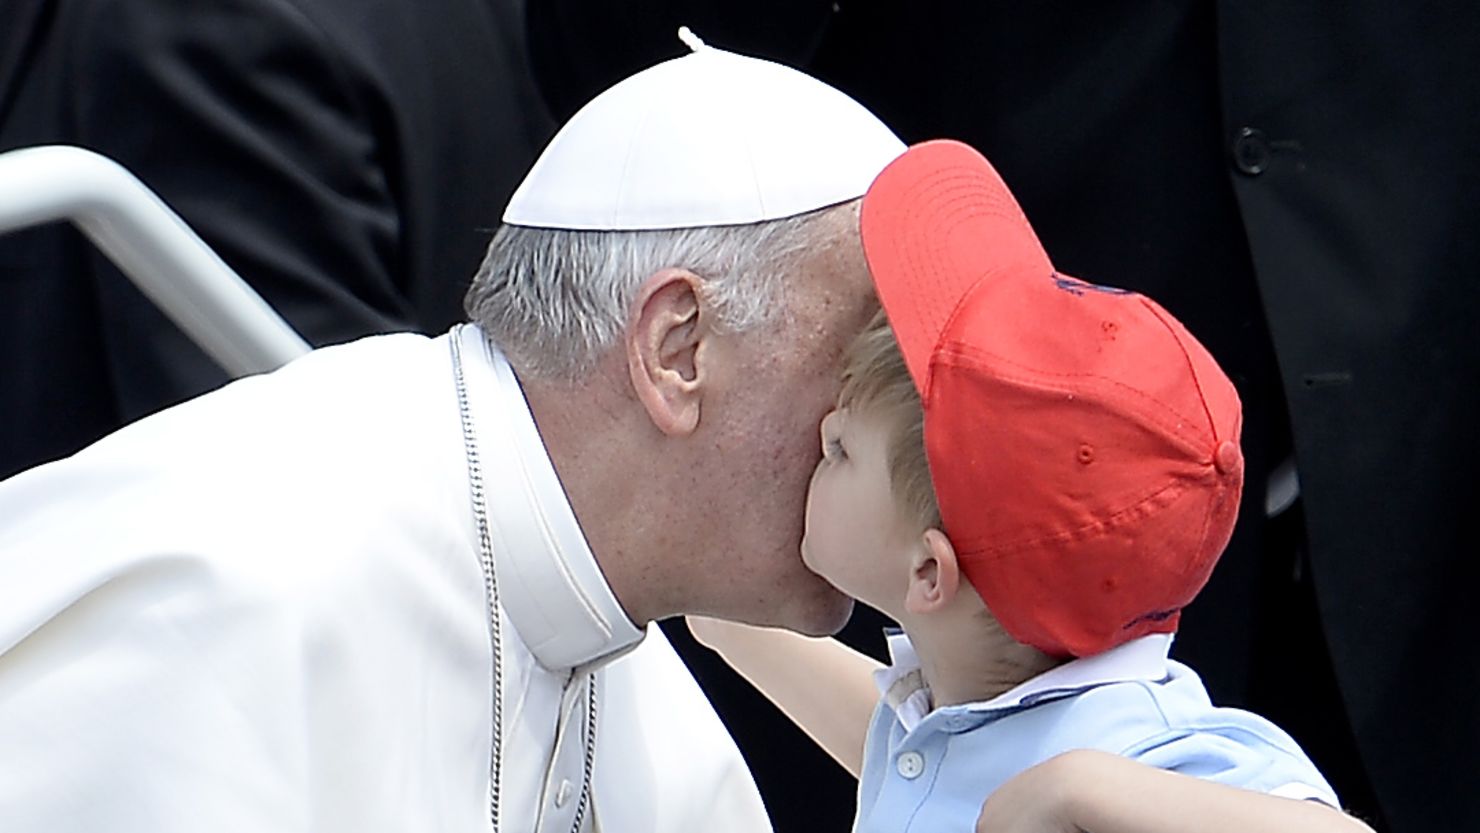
[904,528,962,616]
[626,268,708,436]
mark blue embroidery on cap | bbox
[1052,272,1132,296]
[1124,608,1181,628]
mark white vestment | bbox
[0,327,771,833]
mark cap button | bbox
[1214,441,1241,474]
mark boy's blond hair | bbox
[843,311,1051,656]
[838,310,942,533]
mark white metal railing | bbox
[0,145,309,376]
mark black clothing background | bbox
[0,0,554,478]
[532,3,1480,832]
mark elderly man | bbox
[0,41,902,833]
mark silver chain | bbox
[570,674,597,832]
[451,327,599,833]
[451,327,506,831]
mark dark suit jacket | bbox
[532,3,1480,831]
[810,6,1480,831]
[0,0,553,478]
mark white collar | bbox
[454,325,644,672]
[874,631,1174,731]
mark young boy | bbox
[691,140,1372,832]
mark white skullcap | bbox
[502,30,905,230]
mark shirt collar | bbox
[455,325,644,672]
[874,631,1174,731]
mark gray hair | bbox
[464,204,848,381]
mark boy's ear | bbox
[626,268,708,436]
[904,528,961,616]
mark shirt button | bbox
[554,778,573,808]
[896,751,925,779]
[1231,127,1270,176]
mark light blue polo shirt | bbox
[855,633,1336,833]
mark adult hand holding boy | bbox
[976,749,1377,833]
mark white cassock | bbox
[0,325,772,833]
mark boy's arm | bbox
[977,749,1376,833]
[686,616,883,778]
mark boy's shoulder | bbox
[854,637,1337,833]
[1000,657,1338,805]
[1109,660,1339,803]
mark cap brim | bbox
[860,140,1053,399]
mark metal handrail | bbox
[0,145,309,376]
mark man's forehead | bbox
[798,206,873,302]
[792,265,875,344]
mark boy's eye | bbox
[825,436,848,461]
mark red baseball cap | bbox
[860,140,1244,657]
